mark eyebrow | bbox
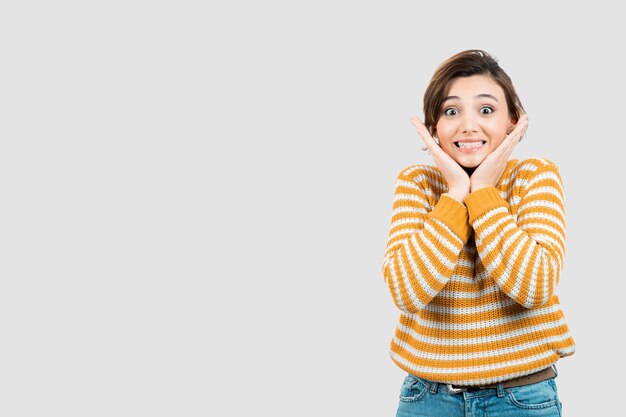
[442,93,499,102]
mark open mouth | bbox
[454,141,486,149]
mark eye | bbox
[480,106,494,115]
[443,108,458,116]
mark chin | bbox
[459,162,478,169]
[457,159,482,169]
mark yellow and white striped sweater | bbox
[382,157,575,385]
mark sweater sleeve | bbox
[382,166,471,314]
[465,160,566,308]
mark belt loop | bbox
[429,381,439,394]
[496,382,505,398]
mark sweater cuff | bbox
[428,194,471,243]
[465,187,509,223]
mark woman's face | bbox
[434,75,515,168]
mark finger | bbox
[498,114,529,156]
[410,116,438,149]
[507,114,529,142]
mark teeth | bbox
[457,142,484,149]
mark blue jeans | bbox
[396,371,562,417]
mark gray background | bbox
[1,1,622,416]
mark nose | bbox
[461,114,479,133]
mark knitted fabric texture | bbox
[382,157,575,386]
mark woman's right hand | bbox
[410,116,470,202]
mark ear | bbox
[507,117,517,134]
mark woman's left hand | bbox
[470,114,529,192]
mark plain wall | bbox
[1,1,622,416]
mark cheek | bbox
[438,140,455,154]
[435,121,457,154]
[487,117,511,138]
[484,125,509,146]
[489,137,505,150]
[488,127,509,148]
[435,121,454,140]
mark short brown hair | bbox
[423,50,525,135]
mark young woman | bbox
[382,50,575,416]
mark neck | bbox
[463,166,476,176]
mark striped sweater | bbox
[382,157,575,385]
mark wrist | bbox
[470,183,490,193]
[446,188,469,203]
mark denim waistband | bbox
[408,365,558,398]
